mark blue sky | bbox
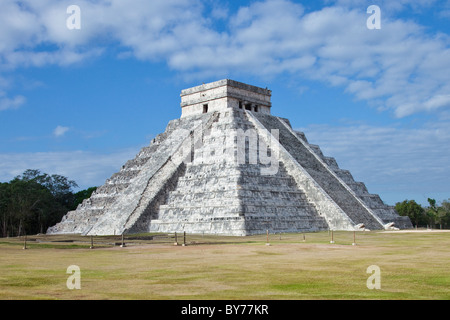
[0,0,449,206]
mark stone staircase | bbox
[149,109,328,235]
[47,113,213,235]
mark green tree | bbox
[442,199,450,212]
[0,182,11,237]
[395,200,427,227]
[6,178,55,236]
[438,199,450,229]
[426,198,438,228]
[0,169,80,237]
[16,169,78,206]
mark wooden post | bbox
[174,232,178,246]
[23,234,27,250]
[330,230,335,244]
[90,235,94,249]
[303,233,306,242]
[120,234,126,247]
[182,231,186,246]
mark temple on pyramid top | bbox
[180,79,272,117]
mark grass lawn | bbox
[0,230,449,300]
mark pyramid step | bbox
[333,169,355,184]
[357,194,386,208]
[345,181,369,194]
[308,144,324,158]
[323,156,339,169]
[158,206,242,217]
[293,130,308,143]
[238,191,309,201]
[77,195,117,209]
[253,112,384,230]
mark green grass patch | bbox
[1,230,450,299]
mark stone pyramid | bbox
[47,79,412,236]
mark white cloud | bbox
[329,0,439,12]
[298,120,450,204]
[0,0,449,119]
[164,1,450,118]
[53,125,70,137]
[0,148,140,189]
[424,94,450,111]
[0,0,202,68]
[0,94,26,111]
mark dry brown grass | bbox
[0,230,449,299]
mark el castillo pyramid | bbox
[47,79,412,236]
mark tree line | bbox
[0,169,96,237]
[1,169,449,237]
[395,198,450,229]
